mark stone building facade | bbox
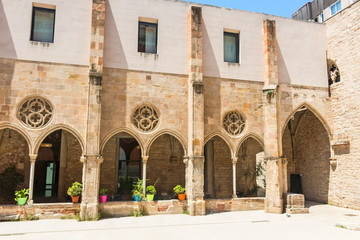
[0,0,357,219]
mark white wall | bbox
[0,0,92,66]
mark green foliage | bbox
[0,166,24,202]
[132,179,145,198]
[173,185,185,194]
[26,214,39,221]
[146,185,156,195]
[183,210,189,215]
[14,188,29,202]
[129,207,147,217]
[67,182,82,197]
[75,213,81,221]
[60,215,74,220]
[99,188,108,196]
[118,177,133,195]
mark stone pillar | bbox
[186,6,205,216]
[80,0,106,221]
[232,157,238,198]
[28,154,37,205]
[142,156,149,195]
[262,19,284,214]
[80,155,103,220]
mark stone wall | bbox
[147,134,185,199]
[237,138,264,196]
[0,128,29,203]
[100,136,118,196]
[64,131,83,191]
[326,1,360,210]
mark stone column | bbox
[28,154,37,205]
[80,155,103,220]
[58,131,68,202]
[232,157,238,198]
[262,19,284,214]
[80,0,106,221]
[142,156,149,195]
[186,5,206,216]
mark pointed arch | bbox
[204,131,235,158]
[100,128,145,156]
[235,132,264,156]
[0,122,33,154]
[281,102,332,140]
[33,124,85,155]
[145,129,187,156]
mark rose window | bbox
[223,111,245,136]
[18,97,53,128]
[132,104,159,132]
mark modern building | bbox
[0,0,358,220]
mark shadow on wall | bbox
[0,1,17,59]
[103,0,128,69]
[202,18,220,78]
[277,40,291,84]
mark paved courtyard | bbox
[1,203,360,240]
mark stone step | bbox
[0,214,20,221]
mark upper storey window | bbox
[138,21,158,54]
[31,7,56,43]
[330,0,341,16]
[224,32,239,63]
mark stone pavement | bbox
[0,203,360,240]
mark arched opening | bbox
[0,128,30,204]
[282,107,330,203]
[204,136,232,199]
[34,129,82,203]
[147,134,185,200]
[237,137,265,197]
[101,132,142,201]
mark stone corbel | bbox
[80,155,87,163]
[97,155,104,164]
[183,156,190,166]
[192,81,204,95]
[329,157,337,168]
[262,84,278,103]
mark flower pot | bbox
[146,194,154,201]
[71,196,80,203]
[17,197,28,206]
[178,193,186,200]
[134,195,142,202]
[99,195,108,203]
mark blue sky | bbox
[186,0,310,18]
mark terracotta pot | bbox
[71,196,80,203]
[99,195,107,203]
[178,193,186,200]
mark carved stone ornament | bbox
[18,97,53,129]
[132,104,159,132]
[223,111,246,136]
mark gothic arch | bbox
[0,122,33,154]
[100,128,145,156]
[33,124,85,155]
[204,131,235,158]
[235,132,264,157]
[145,129,187,156]
[281,102,332,141]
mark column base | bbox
[188,200,206,216]
[232,195,238,199]
[80,202,99,221]
[265,198,283,214]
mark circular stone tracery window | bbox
[132,104,160,132]
[223,111,246,136]
[17,97,53,129]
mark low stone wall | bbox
[99,200,188,217]
[205,198,265,214]
[0,203,80,219]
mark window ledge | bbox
[29,41,54,47]
[225,62,240,66]
[138,52,159,58]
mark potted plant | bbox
[146,185,156,201]
[132,179,145,202]
[15,188,29,205]
[99,188,108,203]
[173,185,186,200]
[67,182,82,203]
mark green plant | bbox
[60,215,74,220]
[14,188,29,202]
[146,185,156,195]
[67,182,82,197]
[129,207,147,217]
[132,179,145,198]
[183,210,189,215]
[26,214,39,221]
[99,188,108,196]
[173,185,185,194]
[75,213,82,221]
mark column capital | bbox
[29,154,37,162]
[97,155,104,164]
[232,157,238,164]
[142,156,149,164]
[80,155,87,163]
